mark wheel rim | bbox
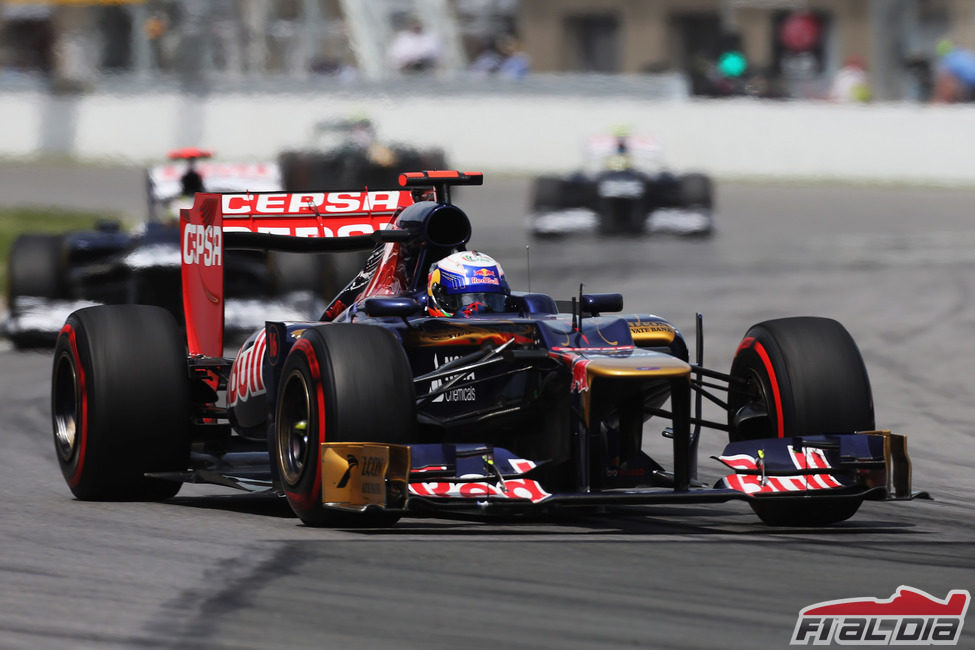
[277,369,313,486]
[52,352,79,462]
[732,367,775,439]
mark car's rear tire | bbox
[530,176,567,211]
[51,305,191,500]
[274,324,416,527]
[6,234,69,348]
[727,316,875,526]
[677,173,713,210]
[269,250,369,303]
[8,233,66,302]
[268,251,328,295]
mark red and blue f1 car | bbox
[51,171,923,527]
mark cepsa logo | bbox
[182,223,222,267]
[219,191,411,237]
[221,191,408,216]
[791,586,970,646]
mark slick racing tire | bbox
[8,233,66,303]
[268,251,328,295]
[677,173,713,210]
[51,305,191,500]
[531,176,596,212]
[727,317,874,526]
[530,176,566,212]
[274,324,416,527]
[728,317,874,443]
[321,251,370,301]
[269,250,369,302]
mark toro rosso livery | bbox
[51,171,922,527]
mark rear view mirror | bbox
[362,297,424,318]
[581,293,623,315]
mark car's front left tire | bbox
[274,324,416,527]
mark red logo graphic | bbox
[408,459,550,503]
[470,267,499,285]
[792,586,970,645]
[228,330,267,407]
[720,447,842,494]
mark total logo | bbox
[791,586,970,646]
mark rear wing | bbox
[148,161,282,203]
[180,189,413,356]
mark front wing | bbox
[318,431,920,518]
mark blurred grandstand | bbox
[0,0,969,102]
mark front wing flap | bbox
[715,431,915,500]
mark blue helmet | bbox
[427,251,510,317]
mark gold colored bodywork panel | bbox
[628,320,677,346]
[321,443,410,510]
[585,354,690,380]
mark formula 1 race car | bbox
[278,117,447,192]
[529,133,713,237]
[50,171,921,528]
[3,150,347,348]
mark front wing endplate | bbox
[321,443,410,511]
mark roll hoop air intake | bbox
[395,170,480,249]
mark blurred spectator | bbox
[388,15,442,73]
[829,55,871,102]
[469,37,503,75]
[932,39,975,102]
[468,33,530,79]
[903,50,934,102]
[496,34,530,79]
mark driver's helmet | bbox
[427,251,510,317]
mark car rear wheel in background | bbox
[51,304,191,500]
[530,176,566,213]
[726,316,875,525]
[677,173,713,210]
[7,233,66,302]
[269,250,368,303]
[7,234,67,347]
[274,323,416,527]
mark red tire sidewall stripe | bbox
[283,338,326,512]
[735,336,755,356]
[60,323,88,487]
[751,340,785,438]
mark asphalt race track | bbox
[1,165,974,649]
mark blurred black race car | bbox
[278,117,447,191]
[2,150,333,348]
[528,133,714,237]
[49,170,922,529]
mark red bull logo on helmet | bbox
[470,267,500,286]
